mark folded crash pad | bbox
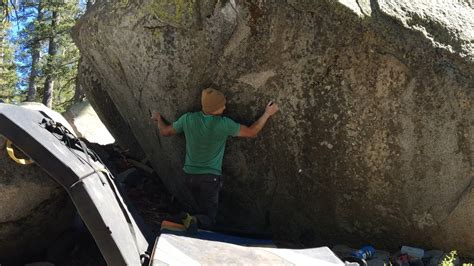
[0,104,151,266]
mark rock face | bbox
[73,0,474,255]
[0,135,75,261]
[63,100,115,145]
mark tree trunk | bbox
[42,9,59,108]
[27,0,43,102]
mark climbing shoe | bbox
[182,213,198,235]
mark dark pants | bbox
[184,173,222,229]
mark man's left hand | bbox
[151,111,160,122]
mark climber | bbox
[151,87,279,233]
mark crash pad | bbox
[151,232,344,266]
[0,104,151,266]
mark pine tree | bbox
[41,6,58,108]
[14,0,46,103]
[13,0,82,110]
[0,13,18,102]
[27,0,43,101]
[39,0,81,111]
[3,0,83,110]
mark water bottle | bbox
[352,245,376,260]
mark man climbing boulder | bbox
[151,88,279,233]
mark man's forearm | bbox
[249,112,271,136]
[236,101,278,138]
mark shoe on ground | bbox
[186,217,198,235]
[182,213,198,235]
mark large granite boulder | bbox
[72,0,474,255]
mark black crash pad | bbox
[0,104,151,266]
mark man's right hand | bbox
[150,111,177,137]
[265,101,279,116]
[237,101,279,138]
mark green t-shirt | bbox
[172,111,240,175]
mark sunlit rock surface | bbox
[63,100,115,145]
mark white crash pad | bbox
[151,233,344,266]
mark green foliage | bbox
[0,19,20,103]
[1,0,14,23]
[442,250,458,266]
[14,0,83,112]
[145,0,195,27]
[42,0,81,112]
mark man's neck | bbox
[202,110,221,116]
